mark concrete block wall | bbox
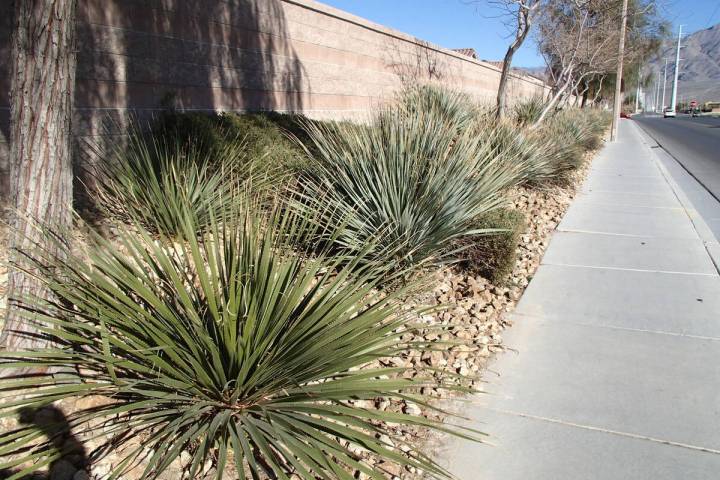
[0,0,553,199]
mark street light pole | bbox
[661,58,668,111]
[654,75,660,112]
[670,25,683,114]
[610,0,629,142]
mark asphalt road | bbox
[633,114,720,201]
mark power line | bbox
[708,2,720,28]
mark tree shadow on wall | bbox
[1,0,308,205]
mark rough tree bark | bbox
[1,0,77,351]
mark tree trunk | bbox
[1,0,77,351]
[496,46,518,119]
[530,69,574,128]
[496,6,533,119]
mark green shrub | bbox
[513,96,545,127]
[92,124,253,238]
[152,111,230,159]
[456,208,525,284]
[472,118,555,186]
[301,98,522,270]
[0,198,476,480]
[217,112,313,173]
[396,84,477,130]
[533,109,610,182]
[153,111,312,174]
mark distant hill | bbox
[513,66,549,83]
[648,23,720,104]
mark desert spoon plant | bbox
[0,195,478,480]
[300,91,522,271]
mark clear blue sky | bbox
[320,0,720,67]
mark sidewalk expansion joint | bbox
[567,201,683,210]
[556,228,692,239]
[510,313,720,342]
[540,262,719,277]
[488,408,720,456]
[579,188,683,198]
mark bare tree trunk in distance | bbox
[1,0,77,351]
[494,0,538,119]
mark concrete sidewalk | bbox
[443,121,720,479]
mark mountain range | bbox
[647,23,720,104]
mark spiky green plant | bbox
[300,100,522,270]
[0,197,478,480]
[91,124,264,238]
[396,84,478,130]
[512,96,545,127]
[537,109,609,180]
[471,117,556,186]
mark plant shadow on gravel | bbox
[0,405,87,480]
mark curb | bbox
[632,122,720,272]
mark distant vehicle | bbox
[663,107,676,118]
[702,101,720,113]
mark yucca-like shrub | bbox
[535,109,609,181]
[396,84,478,130]
[471,117,556,185]
[512,96,545,127]
[92,125,261,238]
[301,99,522,270]
[550,110,609,152]
[0,200,476,480]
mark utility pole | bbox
[670,25,683,114]
[634,21,641,113]
[661,58,668,111]
[654,76,660,112]
[611,0,629,141]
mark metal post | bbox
[662,58,668,111]
[610,0,629,142]
[670,25,683,113]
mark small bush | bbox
[92,124,253,238]
[396,84,478,130]
[217,112,313,173]
[533,109,611,183]
[456,208,525,284]
[513,96,545,127]
[154,111,313,174]
[0,198,476,480]
[472,118,555,186]
[301,96,522,270]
